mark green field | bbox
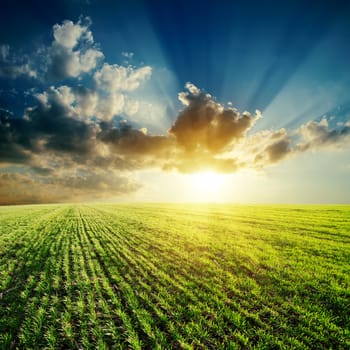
[0,204,349,349]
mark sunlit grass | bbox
[0,204,349,349]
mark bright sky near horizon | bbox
[0,0,350,204]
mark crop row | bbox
[0,204,349,349]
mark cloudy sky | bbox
[1,0,350,204]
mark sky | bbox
[0,0,350,204]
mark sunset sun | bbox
[191,171,224,190]
[187,171,228,201]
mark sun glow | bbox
[133,169,258,203]
[188,171,227,201]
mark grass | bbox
[0,203,349,349]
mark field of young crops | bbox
[0,204,349,349]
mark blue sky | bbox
[0,0,350,203]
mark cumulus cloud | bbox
[46,18,104,81]
[21,21,153,121]
[53,19,93,49]
[90,63,152,120]
[170,82,260,154]
[0,18,103,81]
[162,83,261,172]
[0,17,152,121]
[94,63,152,92]
[33,77,151,123]
[0,16,158,204]
[296,117,350,151]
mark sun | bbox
[191,171,223,190]
[188,171,227,201]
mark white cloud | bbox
[53,18,92,49]
[0,17,152,119]
[47,18,103,80]
[74,89,99,117]
[0,19,103,81]
[95,93,126,120]
[33,75,148,122]
[79,48,103,72]
[125,100,139,116]
[83,63,152,120]
[94,63,152,92]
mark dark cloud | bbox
[26,101,98,156]
[252,128,292,165]
[0,171,140,205]
[170,83,260,154]
[164,83,262,173]
[0,83,257,178]
[296,118,350,152]
[0,173,47,205]
[99,122,174,158]
[0,92,99,165]
[0,109,33,164]
[265,138,291,163]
